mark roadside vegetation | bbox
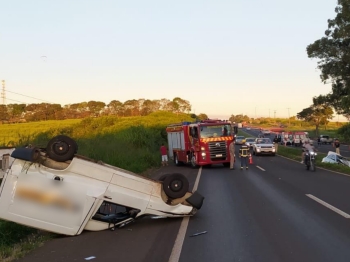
[0,111,194,261]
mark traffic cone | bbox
[249,155,253,164]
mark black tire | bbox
[163,173,189,199]
[46,135,78,162]
[306,164,310,170]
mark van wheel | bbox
[163,173,189,199]
[46,135,78,162]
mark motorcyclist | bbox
[301,140,315,164]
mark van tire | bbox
[46,135,78,162]
[163,173,189,199]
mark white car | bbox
[322,151,350,167]
[0,135,204,236]
[245,137,256,148]
[252,138,276,156]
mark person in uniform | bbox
[239,143,250,170]
[229,138,235,170]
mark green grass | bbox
[0,220,55,262]
[0,111,195,261]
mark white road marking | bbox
[168,167,203,262]
[256,166,266,171]
[306,194,350,219]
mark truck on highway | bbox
[166,119,235,168]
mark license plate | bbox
[216,154,222,157]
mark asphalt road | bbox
[17,152,350,262]
[243,128,350,158]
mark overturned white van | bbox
[0,135,204,236]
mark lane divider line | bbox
[306,194,350,219]
[168,167,203,262]
[256,166,266,171]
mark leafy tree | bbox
[87,101,106,117]
[107,100,124,116]
[229,114,250,123]
[297,105,334,136]
[197,113,209,120]
[307,0,350,118]
[172,97,191,113]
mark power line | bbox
[6,89,53,103]
[6,98,28,104]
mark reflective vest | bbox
[239,145,249,157]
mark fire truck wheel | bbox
[190,153,198,168]
[174,154,183,166]
[163,173,189,199]
[46,135,78,162]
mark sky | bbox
[0,0,344,120]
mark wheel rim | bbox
[52,141,70,156]
[170,179,183,192]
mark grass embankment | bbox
[239,129,350,175]
[0,111,194,261]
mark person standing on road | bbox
[229,138,235,170]
[273,135,279,153]
[160,143,168,166]
[239,143,250,170]
[333,139,341,154]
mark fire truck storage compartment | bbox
[167,131,185,158]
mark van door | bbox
[0,160,102,236]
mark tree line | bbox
[0,97,192,123]
[297,0,350,139]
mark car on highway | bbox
[235,136,246,145]
[319,135,333,144]
[252,138,276,156]
[246,127,251,130]
[0,135,204,236]
[262,129,271,135]
[321,151,350,167]
[245,137,256,148]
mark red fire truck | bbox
[166,120,236,168]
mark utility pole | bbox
[287,108,290,126]
[1,80,5,105]
[274,110,276,124]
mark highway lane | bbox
[16,151,350,262]
[180,153,350,262]
[243,128,350,158]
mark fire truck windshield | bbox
[200,125,232,138]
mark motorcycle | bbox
[305,150,317,171]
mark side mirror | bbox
[233,126,238,134]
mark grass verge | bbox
[0,219,56,262]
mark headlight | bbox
[201,152,206,156]
[201,147,205,151]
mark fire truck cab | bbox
[166,120,235,168]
